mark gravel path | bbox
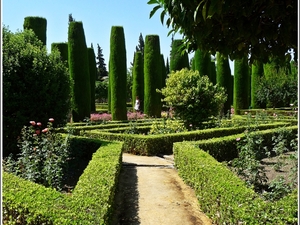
[112,153,212,225]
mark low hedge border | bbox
[3,137,123,224]
[83,122,290,156]
[173,126,298,224]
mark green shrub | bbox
[68,21,91,122]
[23,16,47,45]
[3,26,71,157]
[148,118,187,134]
[161,68,227,128]
[109,26,128,120]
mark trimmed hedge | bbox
[68,21,91,122]
[23,16,47,45]
[83,122,290,156]
[3,137,123,224]
[173,142,297,224]
[109,26,127,120]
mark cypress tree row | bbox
[88,47,97,112]
[170,39,189,72]
[23,16,47,45]
[132,51,144,111]
[109,26,127,120]
[216,52,232,114]
[194,49,211,77]
[144,35,162,117]
[51,42,68,66]
[108,60,111,112]
[68,21,91,122]
[234,56,249,114]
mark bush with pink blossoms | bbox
[3,118,71,191]
[90,111,147,122]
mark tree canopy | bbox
[148,0,297,64]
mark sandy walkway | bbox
[112,153,212,225]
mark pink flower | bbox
[30,121,36,126]
[37,122,42,126]
[236,137,241,141]
[33,134,37,137]
[49,118,54,122]
[42,128,48,133]
[36,129,41,135]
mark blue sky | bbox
[2,0,234,72]
[2,0,185,68]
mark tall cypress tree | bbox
[194,49,211,77]
[51,42,68,66]
[109,26,127,120]
[23,16,47,45]
[161,54,167,89]
[216,52,232,115]
[166,57,170,75]
[251,60,264,109]
[132,51,144,111]
[209,61,217,85]
[144,35,162,117]
[170,39,189,72]
[88,46,97,112]
[68,21,91,122]
[234,56,249,114]
[96,44,108,81]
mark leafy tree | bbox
[148,0,297,63]
[3,26,71,157]
[161,68,227,128]
[96,44,108,81]
[95,80,108,103]
[68,21,91,122]
[109,26,127,120]
[256,64,298,108]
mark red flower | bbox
[36,129,41,135]
[42,128,48,133]
[49,118,54,122]
[30,121,36,126]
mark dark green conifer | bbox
[144,35,162,117]
[23,16,47,45]
[132,51,144,111]
[68,21,91,121]
[170,39,189,72]
[88,46,97,112]
[109,26,127,120]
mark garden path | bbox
[111,153,212,225]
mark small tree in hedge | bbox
[161,68,227,128]
[3,26,71,157]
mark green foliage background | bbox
[3,27,71,157]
